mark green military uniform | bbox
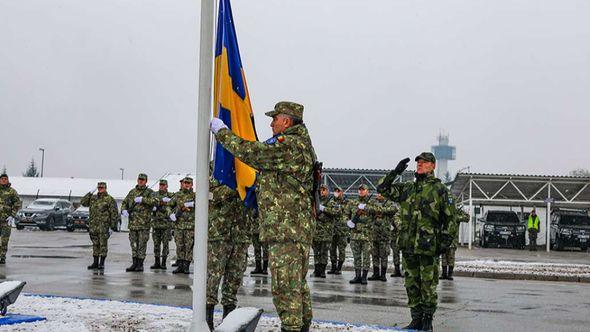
[390,212,403,277]
[213,101,316,332]
[347,188,374,284]
[0,175,21,264]
[205,177,250,329]
[441,206,467,280]
[171,178,196,274]
[150,179,174,270]
[366,196,397,281]
[325,190,347,275]
[121,173,157,272]
[80,182,118,269]
[312,189,334,277]
[249,208,269,275]
[378,153,455,331]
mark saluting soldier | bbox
[0,174,21,264]
[150,179,174,270]
[170,177,196,274]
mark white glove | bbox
[346,220,355,229]
[121,210,129,217]
[184,201,195,208]
[162,197,171,203]
[169,213,177,222]
[6,216,15,224]
[210,118,228,134]
[319,205,326,212]
[152,206,157,212]
[134,197,143,204]
[357,203,366,210]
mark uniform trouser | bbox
[351,240,372,270]
[390,238,401,265]
[0,223,11,259]
[129,229,150,259]
[403,254,440,315]
[269,242,312,331]
[329,233,347,264]
[174,229,195,261]
[252,233,269,262]
[152,228,171,257]
[441,247,456,266]
[528,229,538,248]
[89,228,109,257]
[371,240,390,269]
[312,240,330,265]
[206,241,249,306]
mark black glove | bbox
[394,158,411,174]
[378,157,411,192]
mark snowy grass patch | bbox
[455,260,590,277]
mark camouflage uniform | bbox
[441,207,467,279]
[0,180,21,262]
[151,189,174,259]
[206,177,250,323]
[213,101,316,332]
[390,213,402,275]
[347,195,374,272]
[378,158,455,322]
[326,194,347,274]
[172,186,196,263]
[80,189,118,258]
[312,194,334,275]
[121,184,157,261]
[366,197,396,280]
[249,209,269,274]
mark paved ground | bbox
[2,230,590,331]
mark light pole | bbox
[119,168,124,180]
[38,148,45,177]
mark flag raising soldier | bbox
[377,153,456,332]
[312,184,334,278]
[170,177,196,274]
[121,173,157,272]
[211,101,317,332]
[0,173,21,264]
[327,187,348,275]
[150,179,174,270]
[80,182,118,270]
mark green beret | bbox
[265,101,304,121]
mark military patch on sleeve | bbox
[277,135,285,143]
[448,197,454,205]
[264,136,278,145]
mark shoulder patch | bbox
[277,135,285,143]
[264,137,277,145]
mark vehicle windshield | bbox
[486,212,520,223]
[560,215,590,226]
[27,201,56,210]
[75,207,89,213]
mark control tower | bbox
[431,132,456,180]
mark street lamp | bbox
[120,168,124,180]
[38,148,45,177]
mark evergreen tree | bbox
[569,168,590,177]
[23,159,39,177]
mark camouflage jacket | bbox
[80,192,118,232]
[121,185,157,231]
[314,195,335,242]
[378,174,455,256]
[208,177,249,244]
[369,199,397,242]
[391,213,401,240]
[151,190,174,230]
[215,124,317,245]
[172,188,196,230]
[330,196,349,238]
[0,184,21,221]
[347,196,376,242]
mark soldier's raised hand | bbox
[394,158,411,174]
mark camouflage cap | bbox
[265,101,304,120]
[138,173,148,180]
[97,182,107,188]
[319,184,328,190]
[159,179,168,185]
[333,186,343,192]
[182,177,193,184]
[415,152,436,163]
[0,173,7,179]
[358,184,369,190]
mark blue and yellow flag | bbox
[213,0,258,206]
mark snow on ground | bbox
[454,260,590,277]
[1,295,400,331]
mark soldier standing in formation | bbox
[327,187,347,275]
[81,181,118,270]
[211,101,316,332]
[378,153,456,332]
[390,212,403,277]
[121,173,157,272]
[367,193,396,282]
[150,179,174,270]
[312,184,334,278]
[347,184,374,285]
[0,174,21,265]
[249,208,268,275]
[441,205,468,280]
[170,177,196,274]
[205,176,250,330]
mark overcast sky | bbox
[1,0,589,180]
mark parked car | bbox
[15,199,73,231]
[476,210,526,249]
[550,209,590,251]
[66,206,89,232]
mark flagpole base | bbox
[188,320,210,332]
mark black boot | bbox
[206,304,214,331]
[150,257,161,270]
[161,256,167,270]
[98,256,106,270]
[222,304,236,319]
[335,260,344,275]
[349,269,362,284]
[301,322,311,332]
[319,264,327,278]
[422,313,433,332]
[251,260,263,275]
[327,261,337,274]
[380,267,387,281]
[135,258,144,272]
[403,310,423,330]
[312,264,319,277]
[441,266,448,280]
[448,266,454,280]
[391,264,402,277]
[367,266,380,281]
[172,260,184,274]
[183,260,191,274]
[361,269,369,285]
[0,257,5,265]
[87,256,99,270]
[126,258,137,272]
[261,260,269,275]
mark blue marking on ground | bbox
[0,314,46,326]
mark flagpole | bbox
[190,0,215,330]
